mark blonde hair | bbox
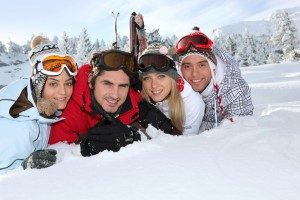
[141,78,185,132]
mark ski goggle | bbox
[176,33,213,54]
[92,50,137,74]
[35,55,78,76]
[138,53,176,72]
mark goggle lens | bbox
[38,55,78,76]
[176,34,213,54]
[138,54,176,72]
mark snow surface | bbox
[0,62,300,200]
[0,54,30,89]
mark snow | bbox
[0,54,30,88]
[0,62,300,199]
[212,6,300,39]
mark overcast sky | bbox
[0,0,300,45]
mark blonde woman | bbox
[138,45,204,135]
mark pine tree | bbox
[8,41,23,56]
[76,28,92,65]
[224,36,237,57]
[0,41,7,54]
[93,39,100,53]
[270,10,299,62]
[236,31,258,67]
[22,40,31,54]
[68,36,78,55]
[147,29,162,45]
[162,36,173,48]
[256,35,272,64]
[100,39,107,50]
[59,32,72,54]
[120,35,129,51]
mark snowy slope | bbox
[0,62,300,200]
[0,54,30,89]
[212,6,300,38]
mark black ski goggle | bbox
[138,53,176,72]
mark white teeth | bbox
[152,90,162,94]
[107,99,118,104]
[54,98,66,101]
[192,79,201,83]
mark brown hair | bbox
[89,52,105,87]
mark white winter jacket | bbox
[199,47,254,131]
[0,78,59,174]
[155,79,204,135]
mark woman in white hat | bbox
[0,35,78,173]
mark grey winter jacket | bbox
[200,47,254,131]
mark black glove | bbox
[138,101,182,136]
[80,117,141,157]
[22,149,57,169]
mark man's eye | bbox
[143,76,150,81]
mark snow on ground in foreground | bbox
[0,62,300,200]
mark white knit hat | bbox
[29,36,63,100]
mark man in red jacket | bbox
[49,49,181,156]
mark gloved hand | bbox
[138,100,182,136]
[22,149,57,169]
[80,117,141,157]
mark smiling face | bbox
[42,69,74,110]
[180,55,212,93]
[142,73,172,102]
[92,70,130,114]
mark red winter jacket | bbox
[49,64,141,144]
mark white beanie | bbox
[29,35,63,100]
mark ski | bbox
[129,12,148,60]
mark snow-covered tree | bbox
[162,36,173,48]
[58,32,72,54]
[120,35,129,51]
[147,29,162,45]
[235,31,258,67]
[93,39,101,53]
[100,39,107,50]
[68,36,78,55]
[76,28,92,65]
[7,41,23,56]
[224,36,237,57]
[270,10,299,62]
[22,40,31,54]
[0,41,7,54]
[267,52,280,64]
[255,35,272,65]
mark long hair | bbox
[141,77,185,132]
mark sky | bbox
[1,0,300,45]
[1,61,300,199]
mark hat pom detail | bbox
[31,35,51,50]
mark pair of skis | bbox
[111,11,147,57]
[129,12,148,60]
